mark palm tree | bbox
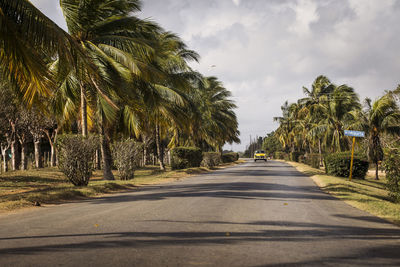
[274,101,293,152]
[0,0,78,105]
[58,0,163,179]
[364,93,400,179]
[189,76,240,152]
[300,75,334,157]
[315,84,361,152]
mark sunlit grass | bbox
[286,161,400,225]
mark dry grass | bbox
[0,160,243,213]
[285,161,400,225]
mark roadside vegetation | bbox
[246,75,400,223]
[0,0,240,191]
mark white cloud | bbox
[288,0,319,36]
[232,0,241,6]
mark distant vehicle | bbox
[254,150,267,162]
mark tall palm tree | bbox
[58,0,163,179]
[315,84,361,152]
[300,75,334,156]
[0,0,78,105]
[364,93,400,179]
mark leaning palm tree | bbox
[0,0,78,105]
[195,76,240,152]
[364,93,400,180]
[58,0,163,179]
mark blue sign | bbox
[344,130,365,137]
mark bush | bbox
[274,151,286,160]
[325,152,369,179]
[222,152,239,163]
[289,152,302,162]
[306,153,321,169]
[112,140,142,180]
[201,152,221,168]
[298,155,306,164]
[171,147,203,170]
[382,148,400,203]
[56,135,98,186]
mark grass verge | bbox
[0,160,243,213]
[285,161,400,226]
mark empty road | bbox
[0,160,399,266]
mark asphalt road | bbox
[0,160,400,266]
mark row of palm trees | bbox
[0,0,240,178]
[274,75,400,179]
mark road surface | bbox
[0,160,399,266]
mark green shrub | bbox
[274,151,286,160]
[222,152,239,163]
[112,140,142,180]
[290,152,302,162]
[201,152,221,168]
[56,135,98,186]
[171,147,203,170]
[306,153,321,169]
[382,148,400,203]
[325,152,369,179]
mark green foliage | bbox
[274,151,286,160]
[325,152,369,179]
[201,152,221,168]
[262,131,282,156]
[221,152,239,163]
[56,135,98,186]
[112,140,142,180]
[289,152,302,162]
[382,148,400,203]
[171,147,203,170]
[306,153,320,169]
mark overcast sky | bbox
[31,0,400,151]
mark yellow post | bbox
[349,136,356,181]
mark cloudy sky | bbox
[31,0,400,151]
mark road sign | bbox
[344,130,365,181]
[344,130,365,138]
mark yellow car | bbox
[254,150,267,162]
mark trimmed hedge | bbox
[171,147,203,170]
[290,152,302,162]
[382,148,400,203]
[306,153,320,169]
[222,152,239,163]
[112,140,142,180]
[201,152,221,168]
[325,152,369,179]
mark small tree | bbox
[112,140,142,180]
[364,94,400,180]
[57,135,98,186]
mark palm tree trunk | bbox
[11,138,20,171]
[34,139,42,168]
[155,124,165,171]
[318,139,323,167]
[81,84,88,137]
[100,124,114,180]
[375,160,379,180]
[1,146,8,172]
[20,142,28,170]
